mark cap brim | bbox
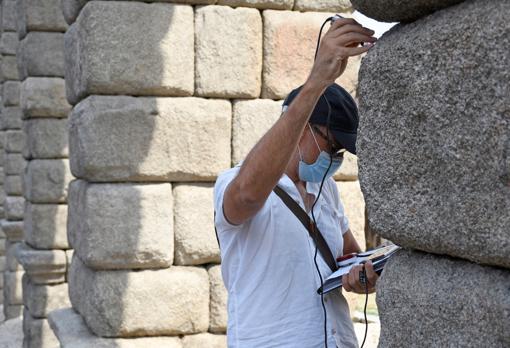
[330,130,357,155]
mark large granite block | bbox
[17,32,65,80]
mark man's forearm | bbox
[224,80,328,223]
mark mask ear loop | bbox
[308,124,322,152]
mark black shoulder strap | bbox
[273,185,338,273]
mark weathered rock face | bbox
[377,249,510,347]
[357,0,510,269]
[351,0,466,23]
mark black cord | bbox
[360,266,369,348]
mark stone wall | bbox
[0,0,371,346]
[48,0,367,346]
[354,0,510,346]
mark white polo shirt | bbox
[214,166,358,348]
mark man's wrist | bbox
[303,77,329,96]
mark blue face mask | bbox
[298,125,343,182]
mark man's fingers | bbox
[335,32,377,48]
[365,261,379,286]
[329,24,375,39]
[328,17,358,32]
[342,275,352,292]
[340,44,374,58]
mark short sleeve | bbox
[213,167,243,232]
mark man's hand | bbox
[342,260,378,294]
[307,18,376,90]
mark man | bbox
[214,17,378,347]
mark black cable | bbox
[360,266,369,348]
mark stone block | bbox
[22,310,59,348]
[294,0,352,12]
[4,196,25,220]
[231,99,282,165]
[352,0,465,23]
[69,96,231,181]
[23,119,69,159]
[68,180,173,269]
[20,77,71,118]
[0,31,19,55]
[217,0,291,9]
[4,153,26,175]
[1,55,19,80]
[333,152,358,181]
[4,175,23,196]
[2,80,20,106]
[23,275,70,318]
[24,159,73,203]
[195,6,262,98]
[377,249,510,347]
[16,0,68,39]
[25,203,69,250]
[182,333,227,348]
[0,106,23,130]
[69,255,210,337]
[0,255,5,272]
[6,241,23,271]
[1,221,24,242]
[208,265,227,333]
[262,10,357,99]
[15,243,67,284]
[49,308,183,348]
[17,32,65,80]
[357,0,510,269]
[0,131,6,148]
[4,304,23,320]
[5,130,26,153]
[65,2,194,105]
[1,0,18,31]
[174,184,219,265]
[336,181,365,248]
[3,271,23,305]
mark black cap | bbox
[282,83,359,154]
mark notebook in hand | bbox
[317,244,401,295]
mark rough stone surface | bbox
[5,130,25,153]
[15,244,67,284]
[182,333,227,348]
[1,0,18,31]
[352,0,466,23]
[0,107,23,130]
[5,241,22,271]
[68,180,174,269]
[23,118,69,159]
[377,249,510,347]
[4,196,25,220]
[65,2,194,105]
[217,0,291,10]
[231,99,282,164]
[61,0,88,25]
[22,276,70,318]
[16,0,68,39]
[69,256,210,337]
[3,271,23,305]
[24,203,69,250]
[22,310,59,348]
[4,175,23,196]
[1,55,19,80]
[4,153,26,175]
[69,96,231,182]
[0,316,23,346]
[2,222,24,242]
[4,304,23,320]
[195,6,262,98]
[174,184,220,265]
[2,80,20,106]
[17,32,65,80]
[20,77,71,118]
[208,265,227,333]
[337,181,365,248]
[262,10,355,99]
[294,0,352,12]
[357,0,510,269]
[49,308,183,348]
[23,159,73,203]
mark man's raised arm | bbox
[223,18,376,225]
